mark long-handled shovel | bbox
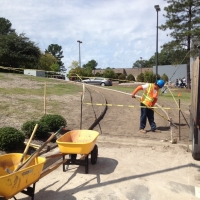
[13,124,38,172]
[7,126,63,173]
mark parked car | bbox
[82,77,112,86]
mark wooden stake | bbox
[179,99,181,140]
[170,117,173,142]
[44,82,46,115]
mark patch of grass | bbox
[0,82,82,96]
[111,85,191,103]
[46,83,82,95]
[0,87,44,95]
[22,75,59,82]
[0,73,14,81]
[160,89,191,102]
[111,85,134,93]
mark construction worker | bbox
[131,80,165,133]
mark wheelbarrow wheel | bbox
[91,144,98,164]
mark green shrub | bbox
[0,127,25,151]
[127,74,135,81]
[21,120,50,139]
[137,73,144,82]
[118,73,126,80]
[161,73,168,82]
[40,114,67,132]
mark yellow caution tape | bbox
[83,102,179,110]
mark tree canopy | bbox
[0,33,41,69]
[132,46,188,69]
[68,61,79,70]
[45,44,65,71]
[0,18,41,69]
[39,53,58,71]
[82,60,98,76]
[160,0,200,88]
[0,18,15,35]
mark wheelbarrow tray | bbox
[56,130,99,154]
[0,153,46,199]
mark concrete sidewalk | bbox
[15,135,200,200]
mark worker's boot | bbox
[140,129,146,133]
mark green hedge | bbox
[39,114,67,132]
[21,120,50,139]
[0,127,25,151]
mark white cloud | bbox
[1,0,171,71]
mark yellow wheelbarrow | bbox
[56,130,99,174]
[0,127,66,200]
[0,153,46,200]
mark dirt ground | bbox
[1,73,198,200]
[0,73,191,150]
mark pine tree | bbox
[45,44,65,71]
[160,0,200,88]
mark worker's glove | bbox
[132,94,136,98]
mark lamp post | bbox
[77,40,82,67]
[154,5,160,81]
[140,57,142,74]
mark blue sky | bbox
[1,0,171,72]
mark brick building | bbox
[93,68,153,79]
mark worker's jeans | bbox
[140,103,156,131]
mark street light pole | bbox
[154,5,160,81]
[140,57,142,74]
[77,40,82,67]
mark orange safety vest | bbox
[141,84,158,107]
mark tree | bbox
[161,73,169,82]
[134,47,188,69]
[39,53,57,71]
[82,59,98,76]
[68,61,79,70]
[67,66,85,80]
[132,59,150,68]
[144,71,156,83]
[160,0,200,88]
[160,45,188,65]
[0,18,15,35]
[45,44,65,71]
[50,63,60,72]
[103,68,115,78]
[0,33,41,69]
[95,72,102,77]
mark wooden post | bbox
[80,92,83,130]
[44,82,46,115]
[170,117,173,142]
[170,117,177,144]
[179,99,181,140]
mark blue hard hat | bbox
[156,80,165,88]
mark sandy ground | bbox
[15,137,200,200]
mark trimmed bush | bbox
[0,127,25,151]
[40,114,67,132]
[21,120,50,139]
[127,74,135,81]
